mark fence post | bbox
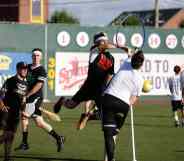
[44,23,49,102]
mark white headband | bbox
[32,50,42,56]
[95,36,108,43]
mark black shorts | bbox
[2,109,20,132]
[27,97,43,117]
[101,94,130,134]
[171,100,183,112]
[72,81,102,108]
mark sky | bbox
[48,0,184,26]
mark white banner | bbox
[55,52,184,96]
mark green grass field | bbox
[1,98,184,161]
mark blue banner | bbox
[0,52,32,87]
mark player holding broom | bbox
[101,49,145,161]
[15,48,64,152]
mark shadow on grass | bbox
[0,155,97,161]
[175,150,184,153]
[125,122,172,128]
[135,114,169,118]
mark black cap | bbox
[16,61,28,70]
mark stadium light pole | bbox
[155,0,160,28]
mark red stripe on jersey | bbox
[97,54,112,70]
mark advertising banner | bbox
[0,52,32,87]
[55,52,184,96]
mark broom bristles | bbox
[39,107,61,122]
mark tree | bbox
[49,10,80,24]
[110,14,142,26]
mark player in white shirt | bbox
[168,65,184,127]
[101,50,144,161]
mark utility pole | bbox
[155,0,159,28]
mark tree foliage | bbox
[49,10,80,24]
[110,15,142,26]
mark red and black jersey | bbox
[72,48,114,105]
[86,49,114,92]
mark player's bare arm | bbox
[26,82,43,98]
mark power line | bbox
[0,0,120,7]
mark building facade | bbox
[0,0,48,24]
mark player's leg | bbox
[53,82,89,113]
[14,116,29,150]
[76,100,96,130]
[0,111,8,144]
[34,98,64,152]
[4,112,19,161]
[33,115,65,152]
[15,97,42,151]
[3,130,15,161]
[171,101,180,127]
[181,108,184,127]
[178,100,184,126]
[102,94,130,161]
[101,95,118,161]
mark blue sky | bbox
[48,0,184,26]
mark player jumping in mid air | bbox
[53,32,115,113]
[0,62,28,161]
[101,49,144,161]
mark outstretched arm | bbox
[117,45,135,57]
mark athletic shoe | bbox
[53,97,65,113]
[56,135,65,152]
[14,143,29,151]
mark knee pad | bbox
[115,112,127,130]
[103,127,118,136]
